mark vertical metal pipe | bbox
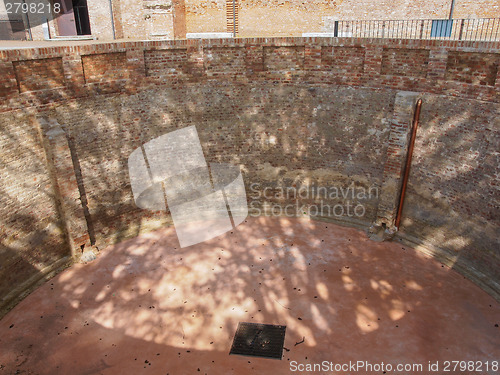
[458,19,465,40]
[449,0,456,19]
[395,99,422,230]
[233,0,236,37]
[46,17,51,39]
[21,0,32,40]
[492,18,499,41]
[494,19,500,41]
[108,0,116,39]
[75,7,82,35]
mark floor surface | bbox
[0,217,499,374]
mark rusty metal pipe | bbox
[395,99,422,230]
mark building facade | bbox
[1,0,499,41]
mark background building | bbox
[1,0,499,41]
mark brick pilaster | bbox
[245,44,265,78]
[62,55,85,96]
[172,0,187,40]
[363,45,383,79]
[36,118,90,257]
[0,61,17,98]
[427,48,448,80]
[186,41,205,79]
[304,44,322,82]
[126,49,146,93]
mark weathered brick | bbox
[0,37,499,313]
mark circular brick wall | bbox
[0,38,498,316]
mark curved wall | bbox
[0,37,498,316]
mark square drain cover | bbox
[229,322,286,360]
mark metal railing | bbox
[329,18,500,41]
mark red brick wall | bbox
[204,46,246,77]
[263,46,305,71]
[445,51,499,86]
[0,38,499,311]
[0,113,69,313]
[144,48,189,77]
[403,94,499,294]
[322,46,365,74]
[12,58,65,93]
[0,61,17,98]
[1,38,498,110]
[81,52,129,92]
[381,48,430,78]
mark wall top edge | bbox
[1,37,499,60]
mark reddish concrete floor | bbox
[0,217,498,375]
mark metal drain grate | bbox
[229,322,286,360]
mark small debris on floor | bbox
[294,337,305,346]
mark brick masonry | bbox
[144,47,189,77]
[12,57,65,93]
[0,38,499,314]
[445,51,499,86]
[322,46,365,74]
[186,0,500,37]
[0,110,68,311]
[263,46,305,71]
[204,46,246,77]
[381,48,430,78]
[37,118,90,252]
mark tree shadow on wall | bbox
[0,80,499,373]
[396,93,500,297]
[0,111,70,316]
[35,78,500,302]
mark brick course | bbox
[1,38,498,109]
